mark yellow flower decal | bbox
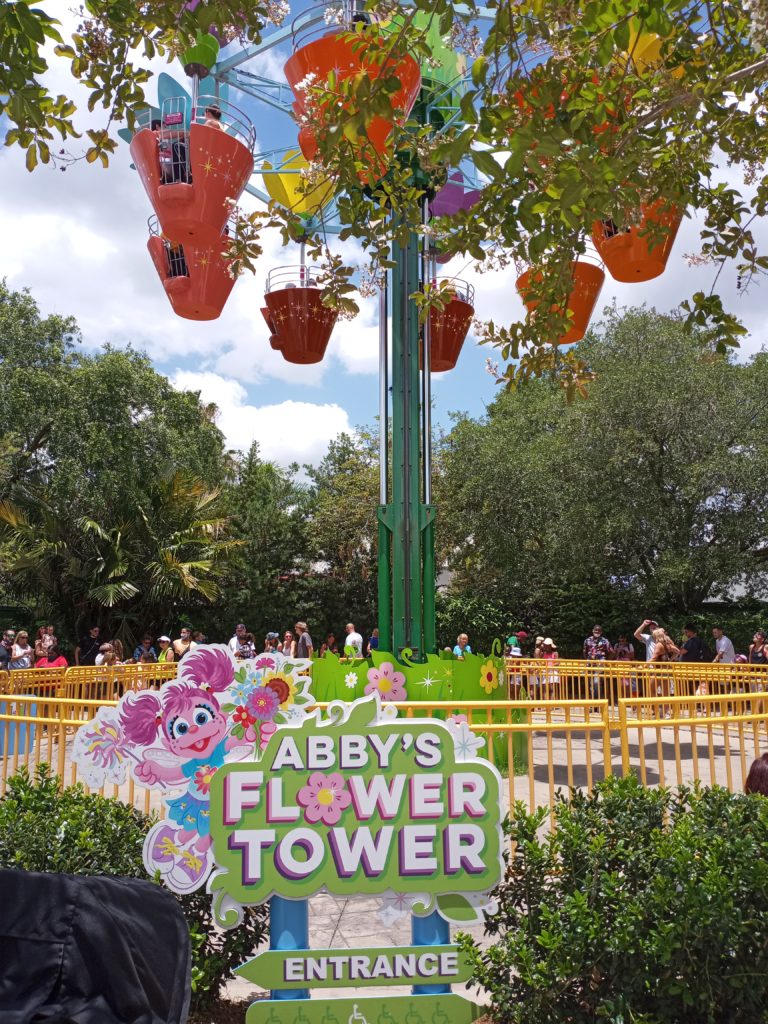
[263,671,297,708]
[479,660,499,695]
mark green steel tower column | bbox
[378,226,436,657]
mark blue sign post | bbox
[412,912,451,996]
[270,895,310,1000]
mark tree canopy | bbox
[0,283,383,646]
[0,281,234,639]
[435,305,768,649]
[3,0,768,388]
[0,283,766,651]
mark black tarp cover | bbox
[0,869,191,1024]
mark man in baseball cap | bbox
[634,618,660,661]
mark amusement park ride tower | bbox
[131,0,482,661]
[129,2,682,659]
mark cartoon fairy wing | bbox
[227,742,254,763]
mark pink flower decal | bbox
[194,764,218,795]
[365,661,407,702]
[255,656,276,670]
[297,771,352,825]
[259,720,277,750]
[448,713,468,726]
[247,686,280,721]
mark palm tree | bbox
[0,470,239,645]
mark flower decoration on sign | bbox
[365,661,407,702]
[263,671,296,708]
[451,721,485,761]
[232,705,255,730]
[297,771,352,825]
[247,686,281,721]
[229,677,257,704]
[220,654,313,747]
[344,671,358,689]
[194,764,218,796]
[479,659,500,694]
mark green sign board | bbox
[209,694,504,925]
[236,945,473,990]
[245,993,481,1024]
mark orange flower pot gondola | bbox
[284,29,420,170]
[147,217,236,321]
[422,278,475,372]
[592,201,682,282]
[130,96,255,248]
[517,260,604,345]
[262,266,338,365]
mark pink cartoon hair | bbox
[120,690,163,745]
[180,646,234,693]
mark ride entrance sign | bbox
[208,694,504,922]
[207,693,504,1021]
[236,946,474,990]
[72,650,504,1017]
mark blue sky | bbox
[1,7,766,467]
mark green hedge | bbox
[466,774,768,1024]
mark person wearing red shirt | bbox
[36,644,68,668]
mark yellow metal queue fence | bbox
[1,663,767,828]
[0,663,177,701]
[505,657,768,717]
[0,694,614,828]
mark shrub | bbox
[466,774,768,1024]
[0,765,268,1010]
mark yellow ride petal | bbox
[261,149,335,216]
[625,27,684,78]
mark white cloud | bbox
[171,369,352,465]
[328,296,380,374]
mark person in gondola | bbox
[204,105,224,131]
[167,242,189,278]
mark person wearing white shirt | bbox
[712,626,736,663]
[633,618,660,661]
[229,623,246,653]
[344,622,364,657]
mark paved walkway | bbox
[226,892,491,1004]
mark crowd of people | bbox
[0,619,382,672]
[494,620,761,665]
[1,616,764,675]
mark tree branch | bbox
[636,55,768,129]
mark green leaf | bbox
[471,149,500,181]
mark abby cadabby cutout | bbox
[73,644,314,894]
